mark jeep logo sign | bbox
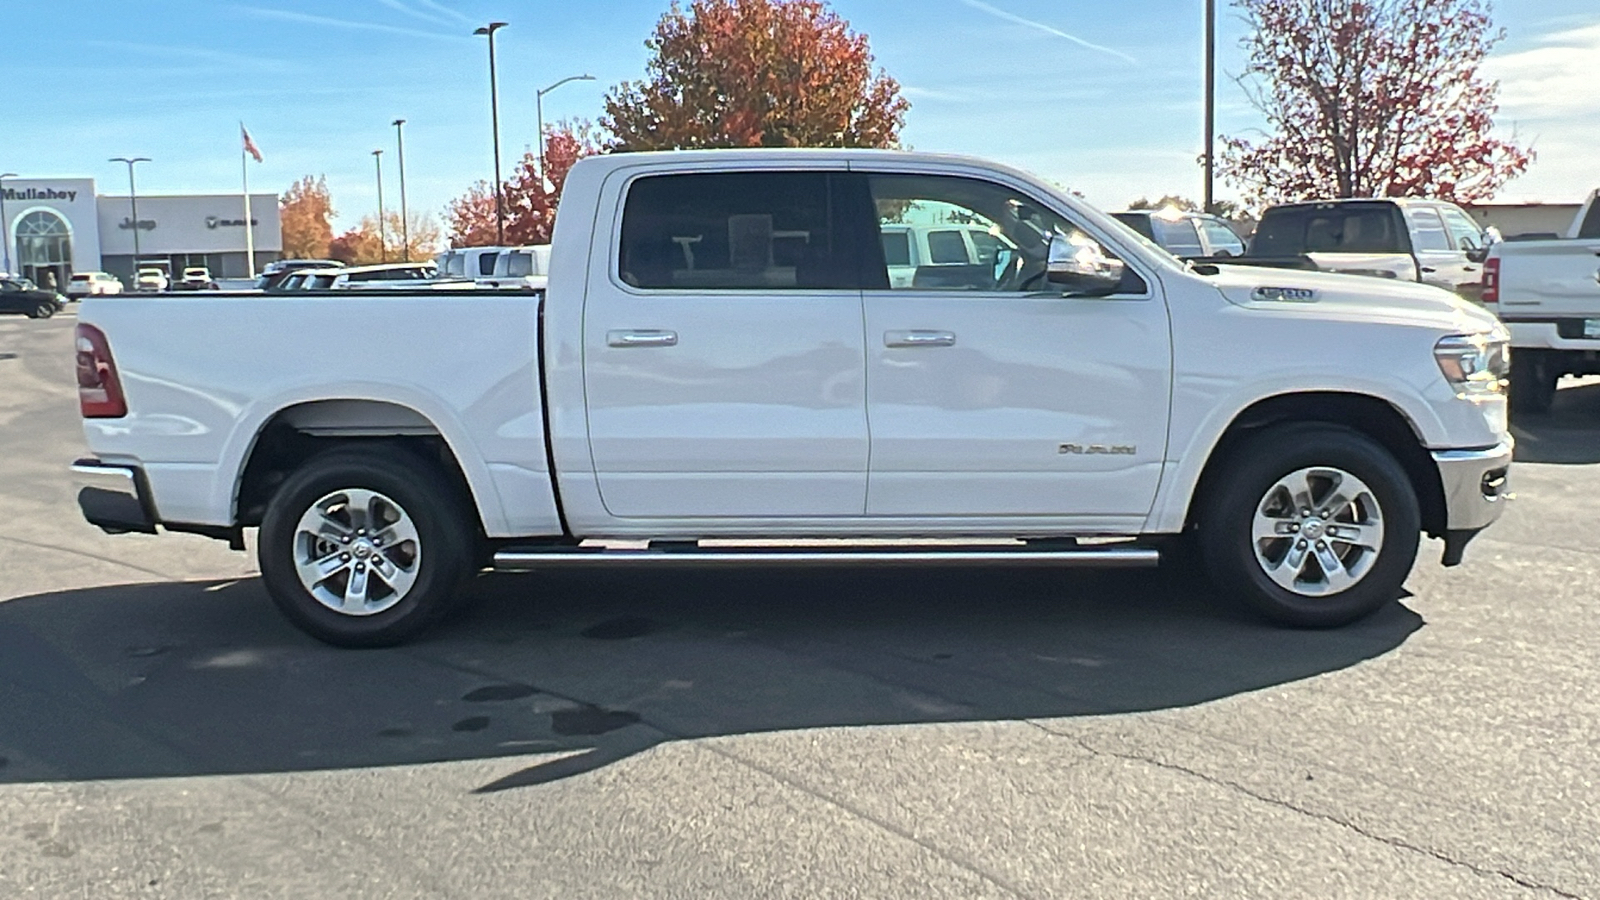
[1252,286,1318,303]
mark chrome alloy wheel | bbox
[1251,467,1385,597]
[293,488,421,617]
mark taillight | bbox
[1481,257,1500,306]
[75,324,127,419]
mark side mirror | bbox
[1466,246,1490,264]
[1047,232,1126,296]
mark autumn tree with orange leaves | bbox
[447,121,601,247]
[1220,0,1532,206]
[280,176,335,259]
[603,0,908,151]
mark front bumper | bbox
[72,459,157,534]
[1431,441,1512,565]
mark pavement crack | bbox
[1025,721,1585,900]
[0,532,176,582]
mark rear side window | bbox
[506,252,534,277]
[1151,218,1204,257]
[618,172,846,291]
[1406,208,1452,252]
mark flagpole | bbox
[241,124,257,279]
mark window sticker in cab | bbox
[1252,286,1319,303]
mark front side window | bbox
[866,173,1115,293]
[1200,219,1246,256]
[1151,218,1205,257]
[618,171,844,291]
[1440,208,1485,252]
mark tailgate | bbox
[1497,240,1600,316]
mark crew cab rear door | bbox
[851,167,1172,521]
[582,166,870,518]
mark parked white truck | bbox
[73,150,1513,646]
[1485,189,1600,412]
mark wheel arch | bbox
[232,398,496,535]
[1184,392,1448,539]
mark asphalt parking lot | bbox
[1,311,1596,899]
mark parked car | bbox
[171,267,219,291]
[66,271,123,299]
[1211,198,1494,301]
[256,259,345,291]
[1111,209,1246,260]
[878,224,1019,289]
[1484,188,1600,412]
[72,148,1512,647]
[135,268,170,292]
[268,268,343,292]
[0,277,66,318]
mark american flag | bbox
[241,125,263,163]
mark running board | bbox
[492,543,1161,571]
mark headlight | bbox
[1434,333,1509,397]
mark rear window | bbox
[881,232,912,267]
[506,252,534,277]
[1253,204,1404,255]
[1110,213,1156,241]
[71,274,91,282]
[1580,201,1600,240]
[479,253,498,277]
[926,230,969,265]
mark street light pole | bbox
[373,149,387,264]
[110,157,151,285]
[1203,0,1217,214]
[392,119,410,261]
[474,22,509,245]
[0,173,16,276]
[536,74,595,181]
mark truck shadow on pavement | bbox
[1513,381,1600,464]
[0,565,1422,792]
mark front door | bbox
[855,171,1172,521]
[582,168,870,519]
[1406,206,1477,298]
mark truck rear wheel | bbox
[1198,424,1420,628]
[258,447,476,647]
[1509,352,1557,415]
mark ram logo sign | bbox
[1253,286,1319,303]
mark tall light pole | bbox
[392,119,410,261]
[474,21,509,245]
[372,149,387,264]
[0,173,15,276]
[1203,0,1217,214]
[536,74,595,180]
[110,157,151,284]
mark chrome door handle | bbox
[608,330,678,348]
[885,330,957,349]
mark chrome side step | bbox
[492,544,1160,572]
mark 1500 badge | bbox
[1253,286,1319,303]
[1060,444,1137,456]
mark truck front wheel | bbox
[258,447,476,647]
[1198,425,1420,628]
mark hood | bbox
[1207,265,1502,333]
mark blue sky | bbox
[6,0,1596,231]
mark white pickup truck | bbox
[72,150,1514,647]
[1485,189,1600,412]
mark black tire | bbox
[1197,424,1420,628]
[1509,352,1557,415]
[258,447,477,647]
[28,302,55,319]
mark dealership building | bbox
[1,178,281,288]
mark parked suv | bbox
[172,268,219,291]
[0,277,65,318]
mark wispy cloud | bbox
[83,39,291,72]
[372,0,449,26]
[1485,21,1600,116]
[410,0,479,27]
[238,6,466,42]
[958,0,1136,65]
